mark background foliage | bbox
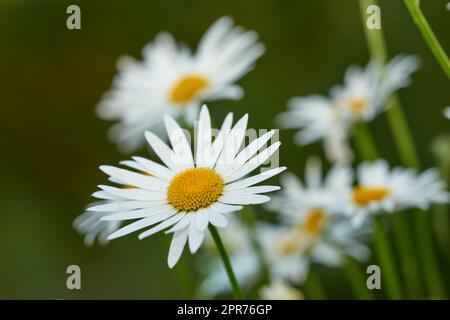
[0,0,448,299]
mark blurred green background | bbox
[0,0,448,299]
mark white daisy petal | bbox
[167,227,189,268]
[98,185,167,201]
[220,193,271,205]
[225,167,287,191]
[196,209,209,231]
[132,156,175,181]
[166,213,192,233]
[196,105,212,167]
[210,202,243,213]
[100,205,174,221]
[120,160,147,173]
[145,131,182,173]
[188,216,205,253]
[138,213,185,240]
[231,130,275,169]
[243,185,281,194]
[107,211,175,240]
[92,191,119,200]
[164,115,194,168]
[100,165,168,191]
[87,200,166,212]
[203,112,234,168]
[224,142,281,183]
[215,114,248,173]
[208,210,228,228]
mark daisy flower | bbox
[331,55,420,123]
[73,209,121,246]
[83,105,285,268]
[344,160,450,225]
[277,55,419,164]
[199,216,260,297]
[260,280,304,300]
[97,16,265,152]
[276,95,353,164]
[261,158,370,284]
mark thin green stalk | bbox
[343,256,375,300]
[303,268,327,300]
[433,143,450,266]
[353,125,404,299]
[240,205,270,282]
[373,216,403,299]
[359,0,420,168]
[358,0,446,299]
[353,123,379,160]
[389,213,423,298]
[385,97,420,169]
[355,125,422,298]
[208,225,245,300]
[414,210,448,298]
[404,0,450,79]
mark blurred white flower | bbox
[81,105,284,268]
[277,55,419,164]
[73,208,121,246]
[344,160,450,226]
[97,16,264,152]
[444,107,450,120]
[276,96,353,164]
[332,55,420,123]
[260,280,304,300]
[261,158,370,284]
[199,216,260,297]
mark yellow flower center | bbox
[276,209,328,256]
[277,230,304,256]
[167,167,224,212]
[169,74,209,104]
[352,186,390,207]
[347,98,366,114]
[303,208,327,235]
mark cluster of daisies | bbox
[74,16,449,299]
[276,55,420,164]
[198,158,448,298]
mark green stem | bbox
[240,205,270,282]
[360,0,421,168]
[373,216,403,299]
[414,210,448,298]
[358,0,446,299]
[343,256,375,300]
[389,213,423,298]
[353,125,404,299]
[385,97,420,169]
[303,268,327,300]
[403,0,450,79]
[353,123,379,160]
[208,225,245,300]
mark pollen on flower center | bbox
[170,74,209,104]
[347,98,366,114]
[352,186,390,207]
[277,230,303,256]
[302,208,327,235]
[167,167,224,212]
